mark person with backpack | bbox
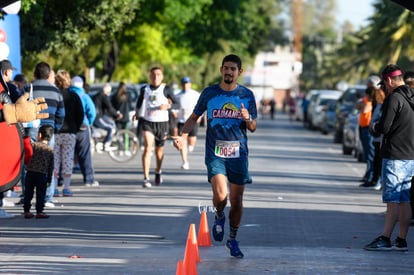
[133,66,176,188]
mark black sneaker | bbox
[364,236,392,251]
[359,181,375,187]
[392,237,408,251]
[154,171,163,186]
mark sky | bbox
[336,0,375,28]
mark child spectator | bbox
[23,125,54,219]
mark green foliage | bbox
[18,0,287,86]
[313,0,414,89]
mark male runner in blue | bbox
[173,54,257,258]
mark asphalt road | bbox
[1,112,413,275]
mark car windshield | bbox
[342,87,366,103]
[320,98,336,106]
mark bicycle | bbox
[91,127,139,162]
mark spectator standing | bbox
[365,64,414,251]
[12,74,27,92]
[8,73,26,103]
[111,82,131,130]
[173,54,257,258]
[92,83,122,150]
[70,76,99,187]
[369,87,386,191]
[27,62,65,143]
[133,66,176,188]
[269,98,276,120]
[23,125,54,219]
[287,92,296,121]
[176,76,200,170]
[301,95,310,127]
[358,76,380,187]
[45,70,84,204]
[403,71,414,224]
[358,85,375,187]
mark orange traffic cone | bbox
[182,224,200,274]
[183,238,198,275]
[198,211,212,247]
[186,223,200,263]
[176,260,184,275]
[178,224,200,275]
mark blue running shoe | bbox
[62,189,73,197]
[53,189,60,197]
[226,239,244,258]
[212,215,225,242]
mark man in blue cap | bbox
[175,76,200,170]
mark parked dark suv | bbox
[333,85,366,143]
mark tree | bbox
[318,0,414,88]
[19,0,141,78]
[115,0,285,86]
[18,0,287,86]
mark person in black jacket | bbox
[45,70,84,203]
[111,82,131,130]
[92,83,122,150]
[364,64,414,252]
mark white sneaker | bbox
[374,182,382,191]
[2,199,15,207]
[188,145,194,152]
[6,190,19,198]
[142,179,152,188]
[181,162,190,170]
[91,181,100,187]
[0,208,15,218]
[104,142,117,151]
[45,202,55,208]
[85,181,100,187]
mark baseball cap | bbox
[181,76,191,83]
[0,59,16,71]
[71,76,84,88]
[367,75,381,88]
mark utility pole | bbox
[290,0,303,97]
[291,0,303,61]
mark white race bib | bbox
[214,140,240,158]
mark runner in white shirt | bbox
[133,67,176,188]
[176,77,200,169]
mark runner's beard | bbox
[224,75,233,84]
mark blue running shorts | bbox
[206,157,252,185]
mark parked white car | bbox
[310,90,342,130]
